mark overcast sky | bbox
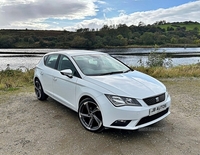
[0,0,200,31]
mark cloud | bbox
[0,0,98,29]
[67,1,200,31]
[103,7,114,13]
[118,10,126,16]
[0,0,200,30]
[97,0,107,5]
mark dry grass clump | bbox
[133,64,200,78]
[0,68,34,91]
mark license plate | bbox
[149,104,167,116]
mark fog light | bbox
[111,120,131,127]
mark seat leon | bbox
[34,50,171,132]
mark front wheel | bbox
[34,79,48,101]
[78,98,104,132]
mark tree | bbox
[70,36,88,48]
[138,21,145,27]
[39,40,47,48]
[116,35,128,46]
[140,32,154,45]
[93,36,104,48]
[28,37,34,44]
[116,24,132,39]
[100,25,110,31]
[170,37,178,44]
[0,36,15,48]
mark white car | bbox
[34,50,171,132]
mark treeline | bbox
[0,21,200,49]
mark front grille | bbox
[143,93,165,106]
[136,108,169,126]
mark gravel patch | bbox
[0,78,200,155]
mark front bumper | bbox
[96,94,171,130]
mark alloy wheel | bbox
[34,79,48,101]
[35,80,42,99]
[79,99,104,132]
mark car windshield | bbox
[72,54,131,76]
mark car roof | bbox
[45,50,106,57]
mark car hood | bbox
[84,71,166,99]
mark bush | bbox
[137,48,173,68]
[146,49,173,67]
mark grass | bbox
[0,64,200,92]
[132,64,200,78]
[0,68,34,91]
[158,23,200,32]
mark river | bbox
[0,48,200,70]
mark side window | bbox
[44,54,59,69]
[58,55,80,77]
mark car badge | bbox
[155,97,159,102]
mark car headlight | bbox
[105,94,141,107]
[166,91,170,99]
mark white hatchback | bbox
[34,50,171,132]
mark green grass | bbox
[158,23,200,32]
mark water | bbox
[98,47,200,66]
[97,47,200,54]
[112,55,200,66]
[0,49,61,70]
[0,48,200,70]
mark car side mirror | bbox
[60,69,73,78]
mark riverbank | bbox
[1,47,200,58]
[103,43,200,49]
[1,65,200,91]
[1,43,200,50]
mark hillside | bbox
[0,21,200,49]
[157,21,200,32]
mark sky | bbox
[0,0,200,31]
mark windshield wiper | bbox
[100,71,124,75]
[88,70,132,76]
[123,69,131,73]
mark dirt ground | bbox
[0,78,200,155]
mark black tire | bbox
[78,98,104,132]
[34,79,48,101]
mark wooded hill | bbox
[0,21,200,49]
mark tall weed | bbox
[0,68,34,91]
[138,48,173,68]
[133,64,200,78]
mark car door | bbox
[40,54,59,96]
[52,55,80,111]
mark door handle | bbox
[40,71,43,75]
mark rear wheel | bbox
[34,79,48,101]
[78,98,104,132]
